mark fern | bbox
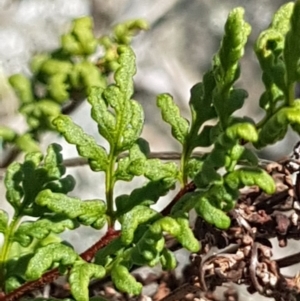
[1,2,300,301]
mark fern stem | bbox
[0,216,20,288]
[256,83,295,130]
[180,144,189,187]
[287,83,295,106]
[105,150,116,228]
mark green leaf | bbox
[153,216,200,252]
[153,217,181,237]
[111,264,142,295]
[186,158,204,180]
[170,192,200,216]
[143,159,179,183]
[224,120,258,143]
[212,8,251,127]
[175,217,200,252]
[14,217,78,247]
[254,3,294,108]
[215,7,251,86]
[195,197,231,230]
[130,245,150,266]
[39,59,72,76]
[61,17,98,56]
[43,143,65,180]
[185,74,217,158]
[224,89,248,117]
[4,144,75,215]
[258,86,284,111]
[26,243,79,280]
[5,276,24,293]
[20,100,61,131]
[224,167,276,195]
[110,46,144,152]
[4,162,24,209]
[9,74,34,104]
[157,93,189,144]
[70,61,105,92]
[0,210,8,234]
[223,144,258,170]
[69,261,106,301]
[194,125,214,147]
[255,29,287,95]
[189,73,217,128]
[101,87,144,152]
[116,180,171,215]
[284,1,300,84]
[135,226,164,263]
[114,157,133,182]
[135,216,200,260]
[43,175,76,194]
[255,30,284,66]
[194,160,222,188]
[88,87,116,145]
[119,100,144,151]
[48,73,69,103]
[88,46,144,153]
[35,190,107,229]
[120,205,159,245]
[255,101,300,148]
[113,19,149,45]
[206,183,236,211]
[53,115,108,171]
[0,126,17,143]
[115,139,149,181]
[227,144,245,161]
[115,46,136,100]
[160,248,177,270]
[18,153,48,207]
[239,147,259,166]
[30,54,49,74]
[15,134,40,153]
[94,237,125,266]
[271,2,294,34]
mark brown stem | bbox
[275,251,300,268]
[80,228,120,262]
[1,177,197,301]
[161,181,196,216]
[249,242,264,294]
[0,153,278,180]
[255,189,290,211]
[1,228,120,301]
[0,152,205,179]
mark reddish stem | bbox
[2,181,195,301]
[161,181,196,216]
[1,228,120,301]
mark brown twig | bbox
[1,176,196,301]
[275,251,300,268]
[161,181,196,216]
[2,148,300,301]
[1,228,120,301]
[80,228,120,262]
[255,189,290,211]
[0,151,207,180]
[249,242,264,294]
